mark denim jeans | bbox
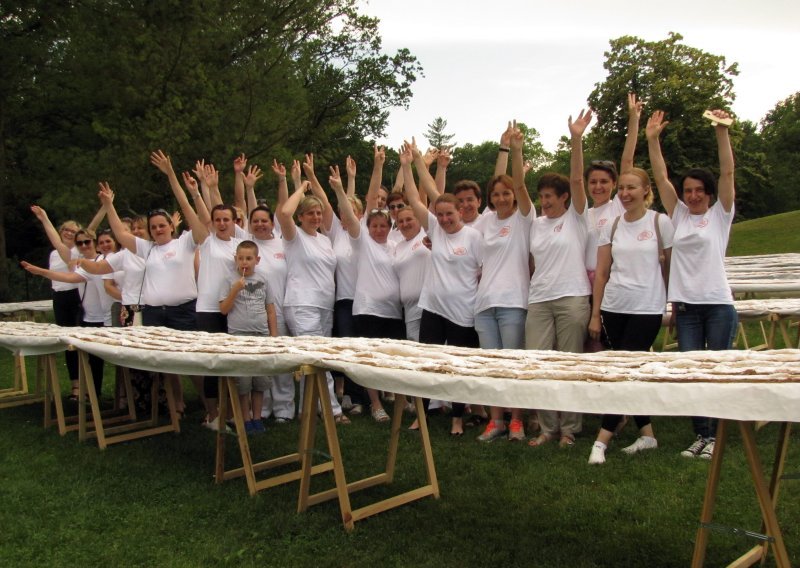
[474,307,527,350]
[676,302,738,440]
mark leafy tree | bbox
[759,92,800,213]
[424,116,455,150]
[1,0,421,300]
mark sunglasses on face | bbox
[76,239,94,246]
[388,203,406,210]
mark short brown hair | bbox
[453,180,481,200]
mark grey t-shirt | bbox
[221,273,274,335]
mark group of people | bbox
[24,94,739,464]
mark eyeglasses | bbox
[388,203,406,210]
[76,239,94,246]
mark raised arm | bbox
[150,150,209,244]
[303,153,334,232]
[182,172,211,228]
[86,204,107,233]
[97,182,137,253]
[193,159,212,211]
[74,256,114,275]
[567,110,592,215]
[410,138,440,203]
[620,93,643,175]
[272,160,289,208]
[330,166,359,239]
[510,123,533,216]
[204,163,223,209]
[345,156,357,198]
[712,110,735,213]
[495,121,513,176]
[244,164,264,215]
[400,143,429,232]
[276,180,310,242]
[232,154,248,214]
[30,206,71,263]
[435,147,449,195]
[645,111,678,216]
[366,144,386,212]
[20,261,85,284]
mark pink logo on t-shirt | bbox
[451,247,467,256]
[637,230,653,241]
[598,218,608,227]
[498,226,510,237]
[697,218,709,228]
[163,251,176,260]
[412,242,422,251]
[554,223,564,233]
[274,253,285,260]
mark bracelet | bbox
[499,147,510,153]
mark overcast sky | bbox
[360,0,800,152]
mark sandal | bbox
[371,407,390,423]
[559,434,576,448]
[334,413,351,425]
[528,432,554,447]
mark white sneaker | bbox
[621,436,658,455]
[698,439,715,460]
[203,416,231,433]
[588,442,606,464]
[681,435,707,458]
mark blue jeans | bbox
[474,307,527,350]
[676,302,738,439]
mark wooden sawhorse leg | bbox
[296,366,440,532]
[214,374,334,496]
[691,420,792,568]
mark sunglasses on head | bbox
[76,239,94,246]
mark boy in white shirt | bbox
[219,241,278,435]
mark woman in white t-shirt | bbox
[526,111,593,449]
[393,206,429,342]
[401,143,483,436]
[22,228,121,396]
[329,164,404,422]
[647,109,737,460]
[277,177,347,424]
[586,168,674,464]
[474,125,535,444]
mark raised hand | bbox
[182,171,199,194]
[708,109,733,128]
[150,150,173,175]
[510,120,524,151]
[244,165,263,189]
[329,165,344,192]
[290,159,302,187]
[193,159,207,183]
[500,120,514,147]
[233,153,247,173]
[523,160,533,175]
[271,159,286,177]
[437,147,451,168]
[646,110,669,140]
[399,141,413,166]
[345,155,357,178]
[172,210,183,231]
[302,153,316,178]
[422,147,439,167]
[30,205,48,223]
[373,144,386,167]
[627,93,644,121]
[568,109,593,139]
[204,163,219,189]
[97,181,114,206]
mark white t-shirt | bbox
[474,208,534,314]
[326,217,358,302]
[393,229,430,324]
[196,232,241,312]
[351,228,401,319]
[251,236,287,322]
[49,248,81,292]
[418,212,483,327]
[76,254,118,325]
[388,227,404,244]
[465,212,489,233]
[135,232,198,307]
[586,196,624,270]
[599,210,674,314]
[283,228,337,310]
[104,249,145,305]
[668,200,734,305]
[528,205,591,303]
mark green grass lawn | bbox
[0,353,798,567]
[728,210,800,256]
